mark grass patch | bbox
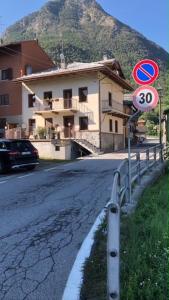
[80,171,169,300]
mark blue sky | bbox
[0,0,168,52]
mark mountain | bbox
[3,0,169,92]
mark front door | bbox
[45,118,53,139]
[63,116,74,138]
[28,119,36,135]
[45,118,53,127]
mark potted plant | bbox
[37,127,47,139]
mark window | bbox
[1,68,13,80]
[79,87,88,102]
[0,94,9,106]
[28,119,36,128]
[8,141,33,152]
[63,89,72,108]
[115,120,118,133]
[44,91,52,100]
[28,94,36,108]
[79,117,88,130]
[108,92,112,106]
[55,145,60,151]
[109,119,113,132]
[63,89,72,99]
[44,91,53,109]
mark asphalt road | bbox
[0,154,126,300]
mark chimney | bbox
[60,53,66,69]
[103,54,108,61]
[34,38,39,44]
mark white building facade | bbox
[18,59,133,158]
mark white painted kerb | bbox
[62,208,106,300]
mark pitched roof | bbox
[0,40,54,66]
[16,59,133,91]
[0,40,39,49]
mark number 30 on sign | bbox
[133,86,159,112]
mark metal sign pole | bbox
[128,121,132,203]
[127,111,140,203]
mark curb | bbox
[62,208,106,300]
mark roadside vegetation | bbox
[80,169,169,300]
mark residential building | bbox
[123,94,140,145]
[0,40,55,137]
[135,119,147,141]
[17,59,133,158]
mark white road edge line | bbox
[44,166,60,172]
[17,173,34,179]
[62,204,110,300]
[0,176,12,181]
[0,181,7,184]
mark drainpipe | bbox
[99,79,102,150]
[98,74,107,151]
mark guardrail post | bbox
[160,144,163,162]
[163,145,169,160]
[146,149,150,170]
[107,201,120,300]
[136,152,141,184]
[107,172,120,300]
[125,160,130,203]
[153,146,157,163]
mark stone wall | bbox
[101,133,124,151]
[75,131,100,148]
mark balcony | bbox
[34,98,78,115]
[102,99,124,113]
[53,98,78,112]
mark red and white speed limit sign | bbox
[133,86,159,112]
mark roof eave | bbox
[15,66,103,82]
[15,65,134,91]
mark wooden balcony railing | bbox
[102,99,123,113]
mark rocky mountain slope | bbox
[3,0,169,91]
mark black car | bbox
[0,139,39,173]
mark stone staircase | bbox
[73,139,102,155]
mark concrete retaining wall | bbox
[31,140,71,160]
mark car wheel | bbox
[0,160,5,174]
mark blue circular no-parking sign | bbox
[132,59,159,85]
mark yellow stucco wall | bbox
[100,75,124,135]
[22,73,99,131]
[22,71,126,151]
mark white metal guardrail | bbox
[107,144,169,300]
